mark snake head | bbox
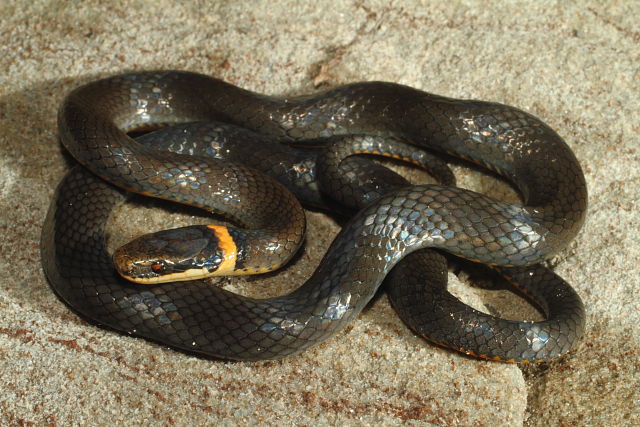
[113,225,235,284]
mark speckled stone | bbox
[0,1,637,425]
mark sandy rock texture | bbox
[0,1,637,425]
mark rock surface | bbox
[0,1,637,425]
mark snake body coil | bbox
[41,71,587,361]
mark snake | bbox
[40,70,587,362]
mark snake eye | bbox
[151,262,165,274]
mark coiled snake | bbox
[41,71,587,362]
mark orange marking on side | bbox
[206,225,237,275]
[239,265,277,275]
